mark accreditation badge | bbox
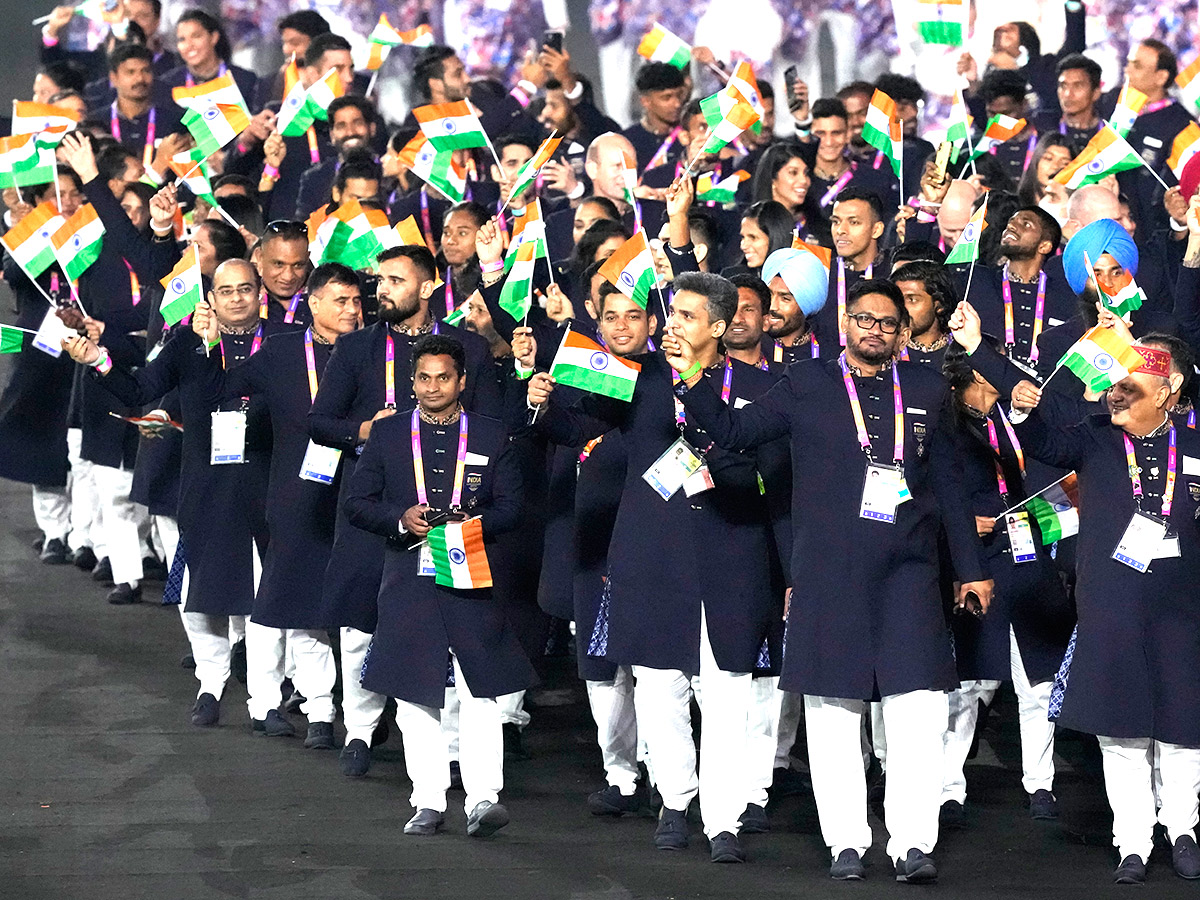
[417,543,436,577]
[1005,512,1037,564]
[1112,511,1168,572]
[642,437,704,501]
[299,439,342,484]
[210,410,247,465]
[859,463,909,523]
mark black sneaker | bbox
[831,848,865,881]
[894,848,937,884]
[39,537,69,564]
[107,583,143,605]
[71,546,97,570]
[939,799,965,828]
[304,722,335,750]
[1173,835,1200,880]
[1113,854,1146,885]
[587,783,643,817]
[339,738,371,777]
[252,709,296,737]
[91,557,114,585]
[1028,789,1058,820]
[654,807,689,850]
[466,800,510,837]
[404,808,444,836]
[283,690,307,715]
[709,831,745,863]
[191,692,220,727]
[738,802,769,834]
[503,722,530,760]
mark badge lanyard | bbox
[306,127,320,165]
[184,61,226,87]
[837,259,873,347]
[303,328,320,403]
[1058,119,1101,138]
[1123,425,1177,519]
[1002,266,1047,363]
[1189,409,1196,430]
[646,126,681,171]
[840,353,903,464]
[384,333,396,408]
[670,368,688,427]
[1021,133,1037,173]
[284,291,303,324]
[819,164,856,208]
[719,357,734,404]
[411,408,469,509]
[419,187,434,251]
[579,434,605,465]
[444,267,454,317]
[985,407,1024,500]
[111,103,156,169]
[123,259,141,306]
[774,333,819,363]
[218,324,264,369]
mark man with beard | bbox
[309,245,500,776]
[756,248,829,366]
[294,96,379,218]
[252,221,313,329]
[892,261,957,369]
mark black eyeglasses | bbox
[262,220,307,238]
[848,312,901,334]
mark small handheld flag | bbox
[860,90,903,178]
[182,102,251,158]
[1058,325,1147,392]
[550,329,641,401]
[50,203,105,282]
[414,101,489,152]
[0,202,65,279]
[598,233,655,309]
[1052,126,1145,189]
[428,518,492,588]
[159,246,203,327]
[944,199,987,265]
[637,24,692,69]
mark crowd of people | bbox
[5,0,1200,885]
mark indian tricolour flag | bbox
[550,329,641,401]
[915,0,967,45]
[303,69,344,123]
[944,197,987,265]
[1089,255,1145,318]
[1176,56,1200,117]
[170,147,217,205]
[428,518,492,589]
[1058,325,1147,392]
[182,101,250,157]
[505,201,546,271]
[499,240,537,319]
[277,65,315,136]
[1168,122,1200,179]
[727,61,766,135]
[442,295,472,326]
[159,246,203,326]
[0,132,54,187]
[0,202,64,279]
[507,134,562,203]
[11,101,80,135]
[969,114,1026,160]
[393,214,431,252]
[1052,126,1144,189]
[945,88,972,161]
[414,101,489,151]
[696,169,749,203]
[860,89,903,177]
[1107,83,1148,138]
[50,203,104,282]
[399,132,466,202]
[1024,474,1079,542]
[172,72,248,112]
[637,23,691,69]
[599,232,655,309]
[698,87,759,155]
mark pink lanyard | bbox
[719,357,734,404]
[218,324,264,369]
[646,126,681,171]
[1141,98,1173,115]
[837,258,872,346]
[1124,425,1177,518]
[1001,266,1047,362]
[839,352,903,465]
[819,163,856,208]
[123,259,141,306]
[111,103,156,168]
[410,408,469,508]
[185,61,226,87]
[444,267,454,316]
[419,187,435,251]
[985,407,1024,499]
[284,291,303,324]
[773,333,818,362]
[384,334,396,408]
[1021,133,1037,173]
[303,328,319,403]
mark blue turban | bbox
[1062,219,1139,295]
[761,247,829,316]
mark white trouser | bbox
[871,701,887,770]
[156,516,180,572]
[1009,629,1056,795]
[776,690,803,770]
[585,666,639,794]
[632,607,755,838]
[91,464,145,586]
[444,686,460,760]
[395,654,503,814]
[340,626,387,745]
[245,620,336,722]
[498,690,530,728]
[806,690,948,862]
[181,611,232,699]
[66,427,98,555]
[942,680,1001,804]
[31,484,70,543]
[1098,737,1200,862]
[745,676,783,807]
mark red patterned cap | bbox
[1134,345,1172,378]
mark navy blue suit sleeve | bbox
[930,399,988,583]
[479,437,523,538]
[343,425,407,538]
[679,370,793,451]
[967,340,1031,397]
[308,338,366,450]
[1012,405,1097,470]
[467,347,503,417]
[1171,263,1200,352]
[91,331,185,406]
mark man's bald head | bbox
[937,180,978,249]
[213,257,259,287]
[585,133,638,205]
[1064,184,1120,240]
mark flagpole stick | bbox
[995,471,1074,518]
[4,325,44,335]
[211,201,240,230]
[366,71,379,98]
[68,281,88,320]
[52,152,62,212]
[32,14,53,25]
[962,254,978,303]
[1137,154,1172,193]
[482,132,505,178]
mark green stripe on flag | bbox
[1026,497,1063,543]
[0,325,23,353]
[917,21,963,45]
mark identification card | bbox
[1154,532,1181,560]
[1112,511,1168,573]
[417,543,436,577]
[1005,512,1038,564]
[210,410,247,465]
[33,308,72,357]
[860,463,908,523]
[642,437,704,501]
[299,439,342,484]
[683,464,715,497]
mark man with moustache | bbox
[891,261,957,369]
[252,221,313,329]
[756,248,830,366]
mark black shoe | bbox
[180,653,196,669]
[769,765,809,799]
[39,537,69,564]
[404,808,444,836]
[1028,789,1058,820]
[503,722,530,760]
[894,848,938,884]
[253,709,296,737]
[370,716,389,748]
[1174,835,1200,879]
[304,722,335,750]
[939,799,965,829]
[231,639,247,685]
[588,783,643,817]
[71,546,97,570]
[191,692,219,727]
[141,556,167,581]
[654,807,689,850]
[738,802,770,834]
[283,690,307,715]
[449,760,463,790]
[1113,854,1146,885]
[339,738,371,776]
[466,800,510,837]
[710,831,745,863]
[831,848,865,881]
[91,557,113,585]
[106,583,142,605]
